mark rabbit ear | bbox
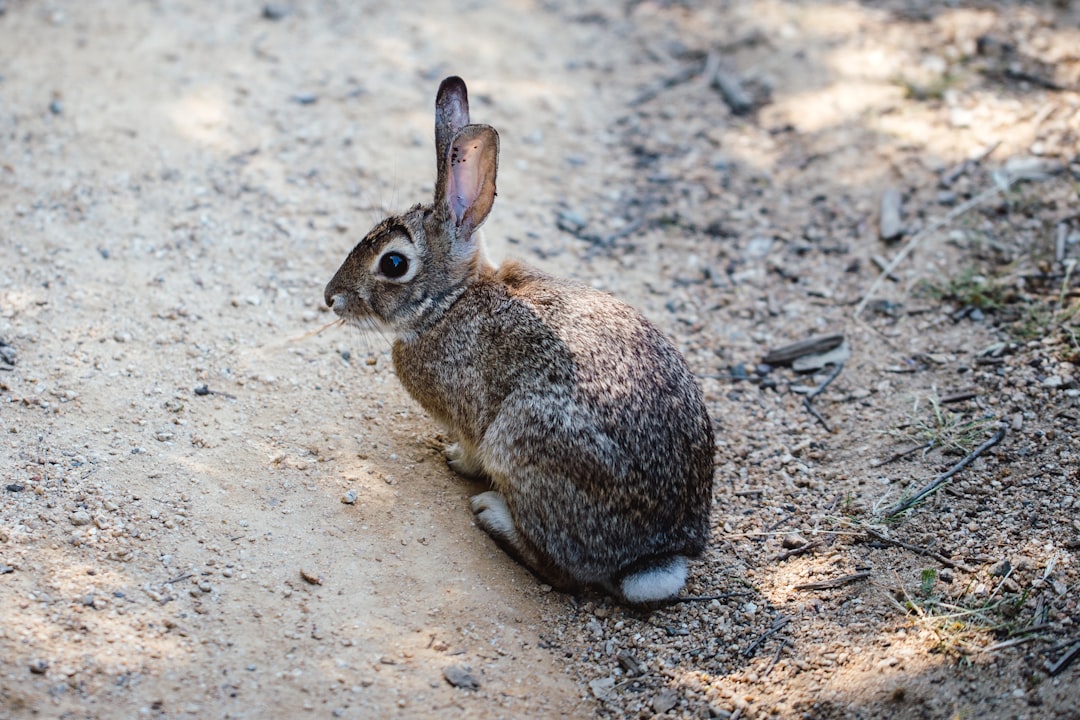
[442,124,500,235]
[435,77,470,193]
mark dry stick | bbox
[1047,640,1080,677]
[871,442,933,467]
[884,423,1007,518]
[743,617,790,657]
[762,639,790,678]
[794,571,871,591]
[673,591,752,604]
[799,362,844,432]
[854,184,1006,320]
[630,60,706,106]
[164,572,193,585]
[801,362,844,401]
[862,526,976,574]
[979,636,1038,654]
[803,400,830,431]
[941,140,1001,187]
[941,389,978,404]
[772,539,824,563]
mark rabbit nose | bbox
[325,291,346,314]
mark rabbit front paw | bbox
[446,442,485,478]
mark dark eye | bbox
[378,251,409,278]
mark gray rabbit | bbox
[325,77,714,603]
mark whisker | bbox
[285,318,345,343]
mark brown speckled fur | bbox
[325,77,714,600]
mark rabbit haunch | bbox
[324,77,714,603]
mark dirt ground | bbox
[1,0,1079,718]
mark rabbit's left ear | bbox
[441,124,499,235]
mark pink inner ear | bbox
[448,141,482,223]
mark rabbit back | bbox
[392,260,714,587]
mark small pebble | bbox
[261,4,290,20]
[782,533,807,549]
[70,510,91,526]
[442,665,480,691]
[556,209,586,233]
[341,489,358,505]
[653,689,679,714]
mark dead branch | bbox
[670,591,753,605]
[798,362,844,432]
[854,184,1005,319]
[1047,640,1080,677]
[871,442,933,467]
[772,539,823,562]
[794,571,870,591]
[861,526,976,574]
[762,638,790,677]
[743,617,790,657]
[630,60,706,106]
[883,422,1007,518]
[763,334,844,366]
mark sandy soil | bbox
[1,1,1078,718]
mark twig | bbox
[794,571,870,591]
[763,334,844,366]
[802,362,843,400]
[940,141,1001,187]
[1001,68,1065,91]
[1047,640,1080,677]
[978,636,1038,654]
[671,591,752,604]
[854,184,1006,319]
[803,399,830,431]
[798,362,844,432]
[871,442,933,467]
[194,384,237,400]
[871,254,899,282]
[713,68,753,115]
[884,423,1007,518]
[743,617,790,657]
[862,526,976,574]
[630,60,706,106]
[772,539,823,562]
[941,389,978,404]
[762,639,790,677]
[164,572,193,585]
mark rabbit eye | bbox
[378,251,409,278]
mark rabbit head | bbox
[324,77,500,334]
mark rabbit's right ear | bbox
[440,125,499,236]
